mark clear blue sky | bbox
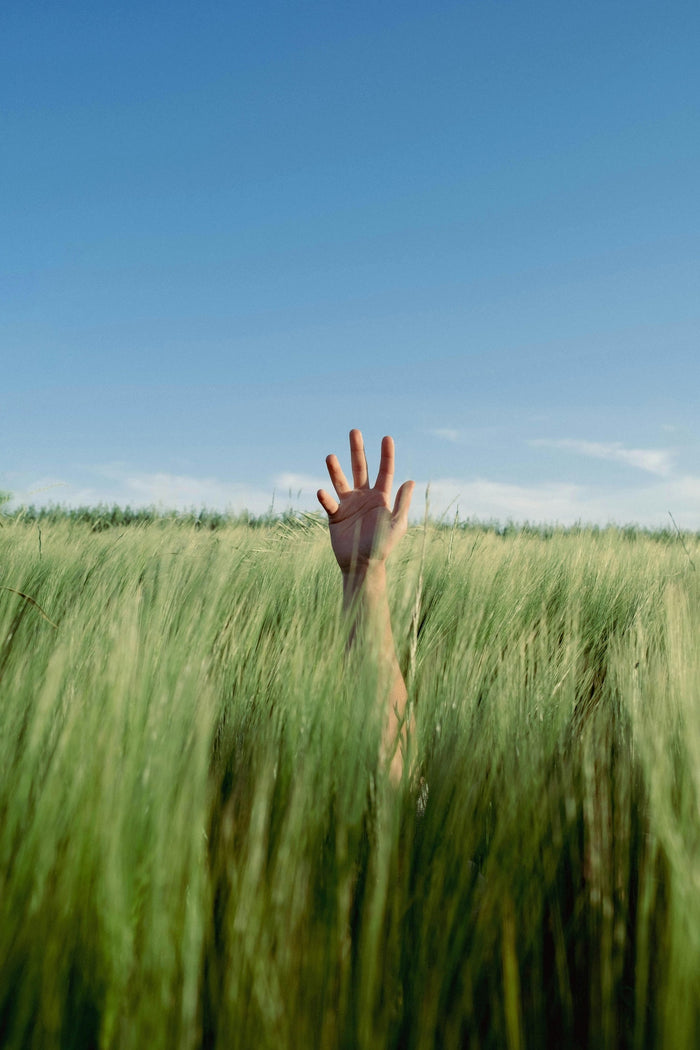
[3,1,699,526]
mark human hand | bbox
[317,429,414,574]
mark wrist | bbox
[341,559,387,603]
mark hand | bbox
[317,429,414,574]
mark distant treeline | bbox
[1,500,697,544]
[3,503,291,531]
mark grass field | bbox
[1,510,699,1049]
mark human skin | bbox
[317,429,415,784]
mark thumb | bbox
[391,480,415,530]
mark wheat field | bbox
[1,510,698,1049]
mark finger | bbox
[392,480,415,528]
[317,488,339,516]
[374,435,395,497]
[325,453,351,497]
[349,428,369,489]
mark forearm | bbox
[342,562,408,782]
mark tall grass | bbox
[0,515,698,1049]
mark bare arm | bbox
[317,429,414,784]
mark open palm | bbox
[317,430,414,573]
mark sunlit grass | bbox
[1,514,698,1048]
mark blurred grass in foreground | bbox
[0,512,698,1049]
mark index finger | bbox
[325,454,351,498]
[374,435,394,497]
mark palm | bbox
[317,431,414,573]
[327,490,394,571]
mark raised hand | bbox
[317,429,414,574]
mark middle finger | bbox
[349,428,369,489]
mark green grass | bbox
[1,513,698,1049]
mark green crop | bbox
[1,514,698,1049]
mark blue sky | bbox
[3,1,699,526]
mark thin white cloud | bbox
[7,469,278,515]
[409,473,700,529]
[121,472,276,511]
[415,478,586,526]
[274,472,326,495]
[428,428,462,443]
[531,439,675,477]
